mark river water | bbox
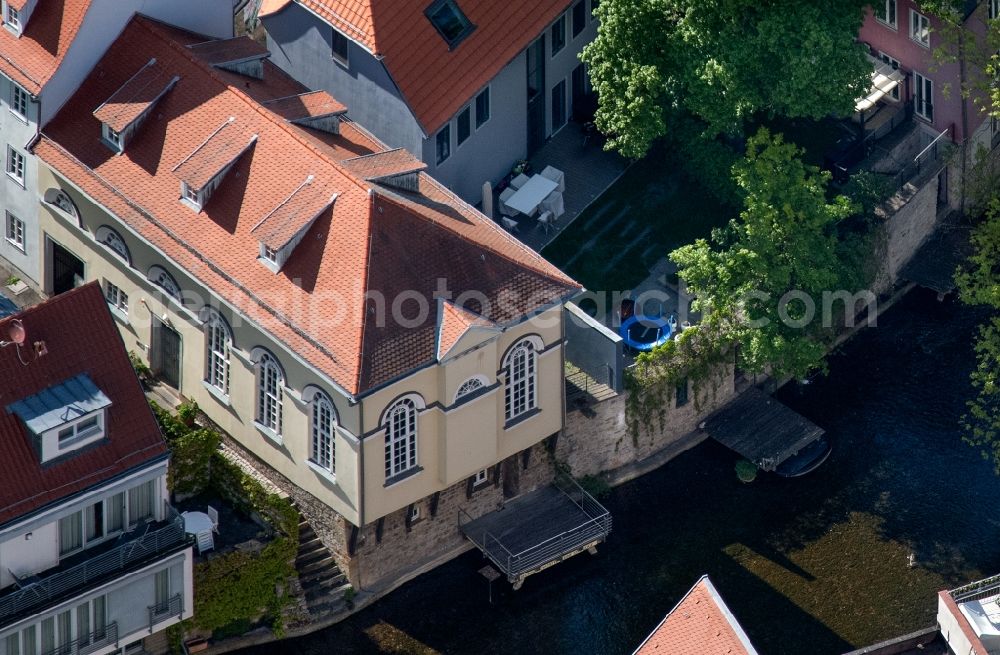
[246,289,999,654]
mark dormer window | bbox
[174,118,257,213]
[252,176,336,273]
[6,373,113,463]
[263,91,347,135]
[93,59,179,154]
[425,0,475,49]
[188,37,271,80]
[341,148,427,192]
[5,5,20,32]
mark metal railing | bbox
[148,593,184,632]
[461,477,612,580]
[0,518,188,623]
[951,574,1000,604]
[41,621,118,655]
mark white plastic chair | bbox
[537,210,554,234]
[207,505,219,533]
[501,216,519,232]
[196,530,214,554]
[540,165,565,192]
[540,191,565,220]
[510,173,531,190]
[499,187,517,217]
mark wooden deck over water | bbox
[704,387,825,471]
[460,480,611,587]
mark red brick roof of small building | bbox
[37,16,578,397]
[0,284,168,527]
[259,0,574,134]
[187,36,270,65]
[633,576,759,655]
[437,300,494,360]
[0,0,94,94]
[341,148,426,181]
[172,117,259,190]
[93,59,178,133]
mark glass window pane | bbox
[59,512,82,555]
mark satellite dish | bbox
[7,320,25,346]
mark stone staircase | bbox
[292,504,351,617]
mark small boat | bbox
[774,437,833,478]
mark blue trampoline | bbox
[619,314,676,352]
[0,295,16,319]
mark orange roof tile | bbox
[187,36,270,65]
[263,90,347,122]
[7,0,28,11]
[260,0,574,133]
[93,59,178,132]
[0,0,94,94]
[172,118,258,190]
[634,577,759,655]
[252,176,337,249]
[437,300,494,360]
[37,17,579,396]
[341,148,426,181]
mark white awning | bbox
[855,54,905,113]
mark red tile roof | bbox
[37,17,578,396]
[252,176,337,249]
[634,576,759,655]
[260,0,574,133]
[0,0,94,94]
[0,284,168,527]
[93,59,178,133]
[187,36,270,65]
[437,300,494,360]
[263,91,347,122]
[341,148,426,181]
[7,0,28,11]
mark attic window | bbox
[252,176,337,273]
[4,4,20,32]
[93,59,179,154]
[6,373,113,463]
[425,0,475,49]
[173,118,258,212]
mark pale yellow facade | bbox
[36,163,569,527]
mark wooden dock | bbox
[703,387,825,471]
[460,477,611,589]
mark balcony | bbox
[0,517,191,626]
[939,574,1000,654]
[41,622,118,655]
[147,593,183,632]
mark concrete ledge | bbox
[840,626,942,655]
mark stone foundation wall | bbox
[353,441,555,591]
[556,364,736,479]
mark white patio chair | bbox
[537,210,554,234]
[196,530,215,555]
[540,165,565,193]
[510,173,531,190]
[540,191,565,220]
[501,216,519,232]
[499,187,517,217]
[207,505,219,533]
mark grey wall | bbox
[0,75,40,286]
[564,303,623,393]
[263,3,424,156]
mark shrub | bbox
[735,459,758,483]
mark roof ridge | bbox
[354,189,377,393]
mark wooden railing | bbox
[0,518,188,623]
[40,621,118,655]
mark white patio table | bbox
[505,174,558,217]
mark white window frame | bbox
[104,280,129,314]
[54,411,106,451]
[331,27,350,67]
[408,504,421,522]
[256,351,284,437]
[503,338,539,422]
[5,4,20,31]
[10,83,28,119]
[5,211,24,251]
[551,14,566,56]
[180,182,201,210]
[6,146,25,186]
[878,52,901,101]
[473,468,489,486]
[310,392,336,474]
[384,396,420,480]
[148,265,181,299]
[97,226,131,264]
[910,10,930,48]
[205,311,232,397]
[914,70,933,121]
[875,0,897,28]
[262,244,278,264]
[454,375,488,403]
[435,125,451,165]
[102,123,122,150]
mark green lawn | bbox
[542,145,735,294]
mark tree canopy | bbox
[671,129,855,378]
[582,0,873,158]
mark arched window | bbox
[96,226,131,265]
[384,396,421,479]
[203,309,232,396]
[503,338,540,421]
[255,351,284,435]
[44,189,80,225]
[148,265,181,299]
[454,375,488,403]
[310,391,337,474]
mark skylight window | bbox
[425,0,475,49]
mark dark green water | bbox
[247,290,999,654]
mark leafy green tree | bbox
[956,201,1000,471]
[582,0,872,158]
[671,129,855,378]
